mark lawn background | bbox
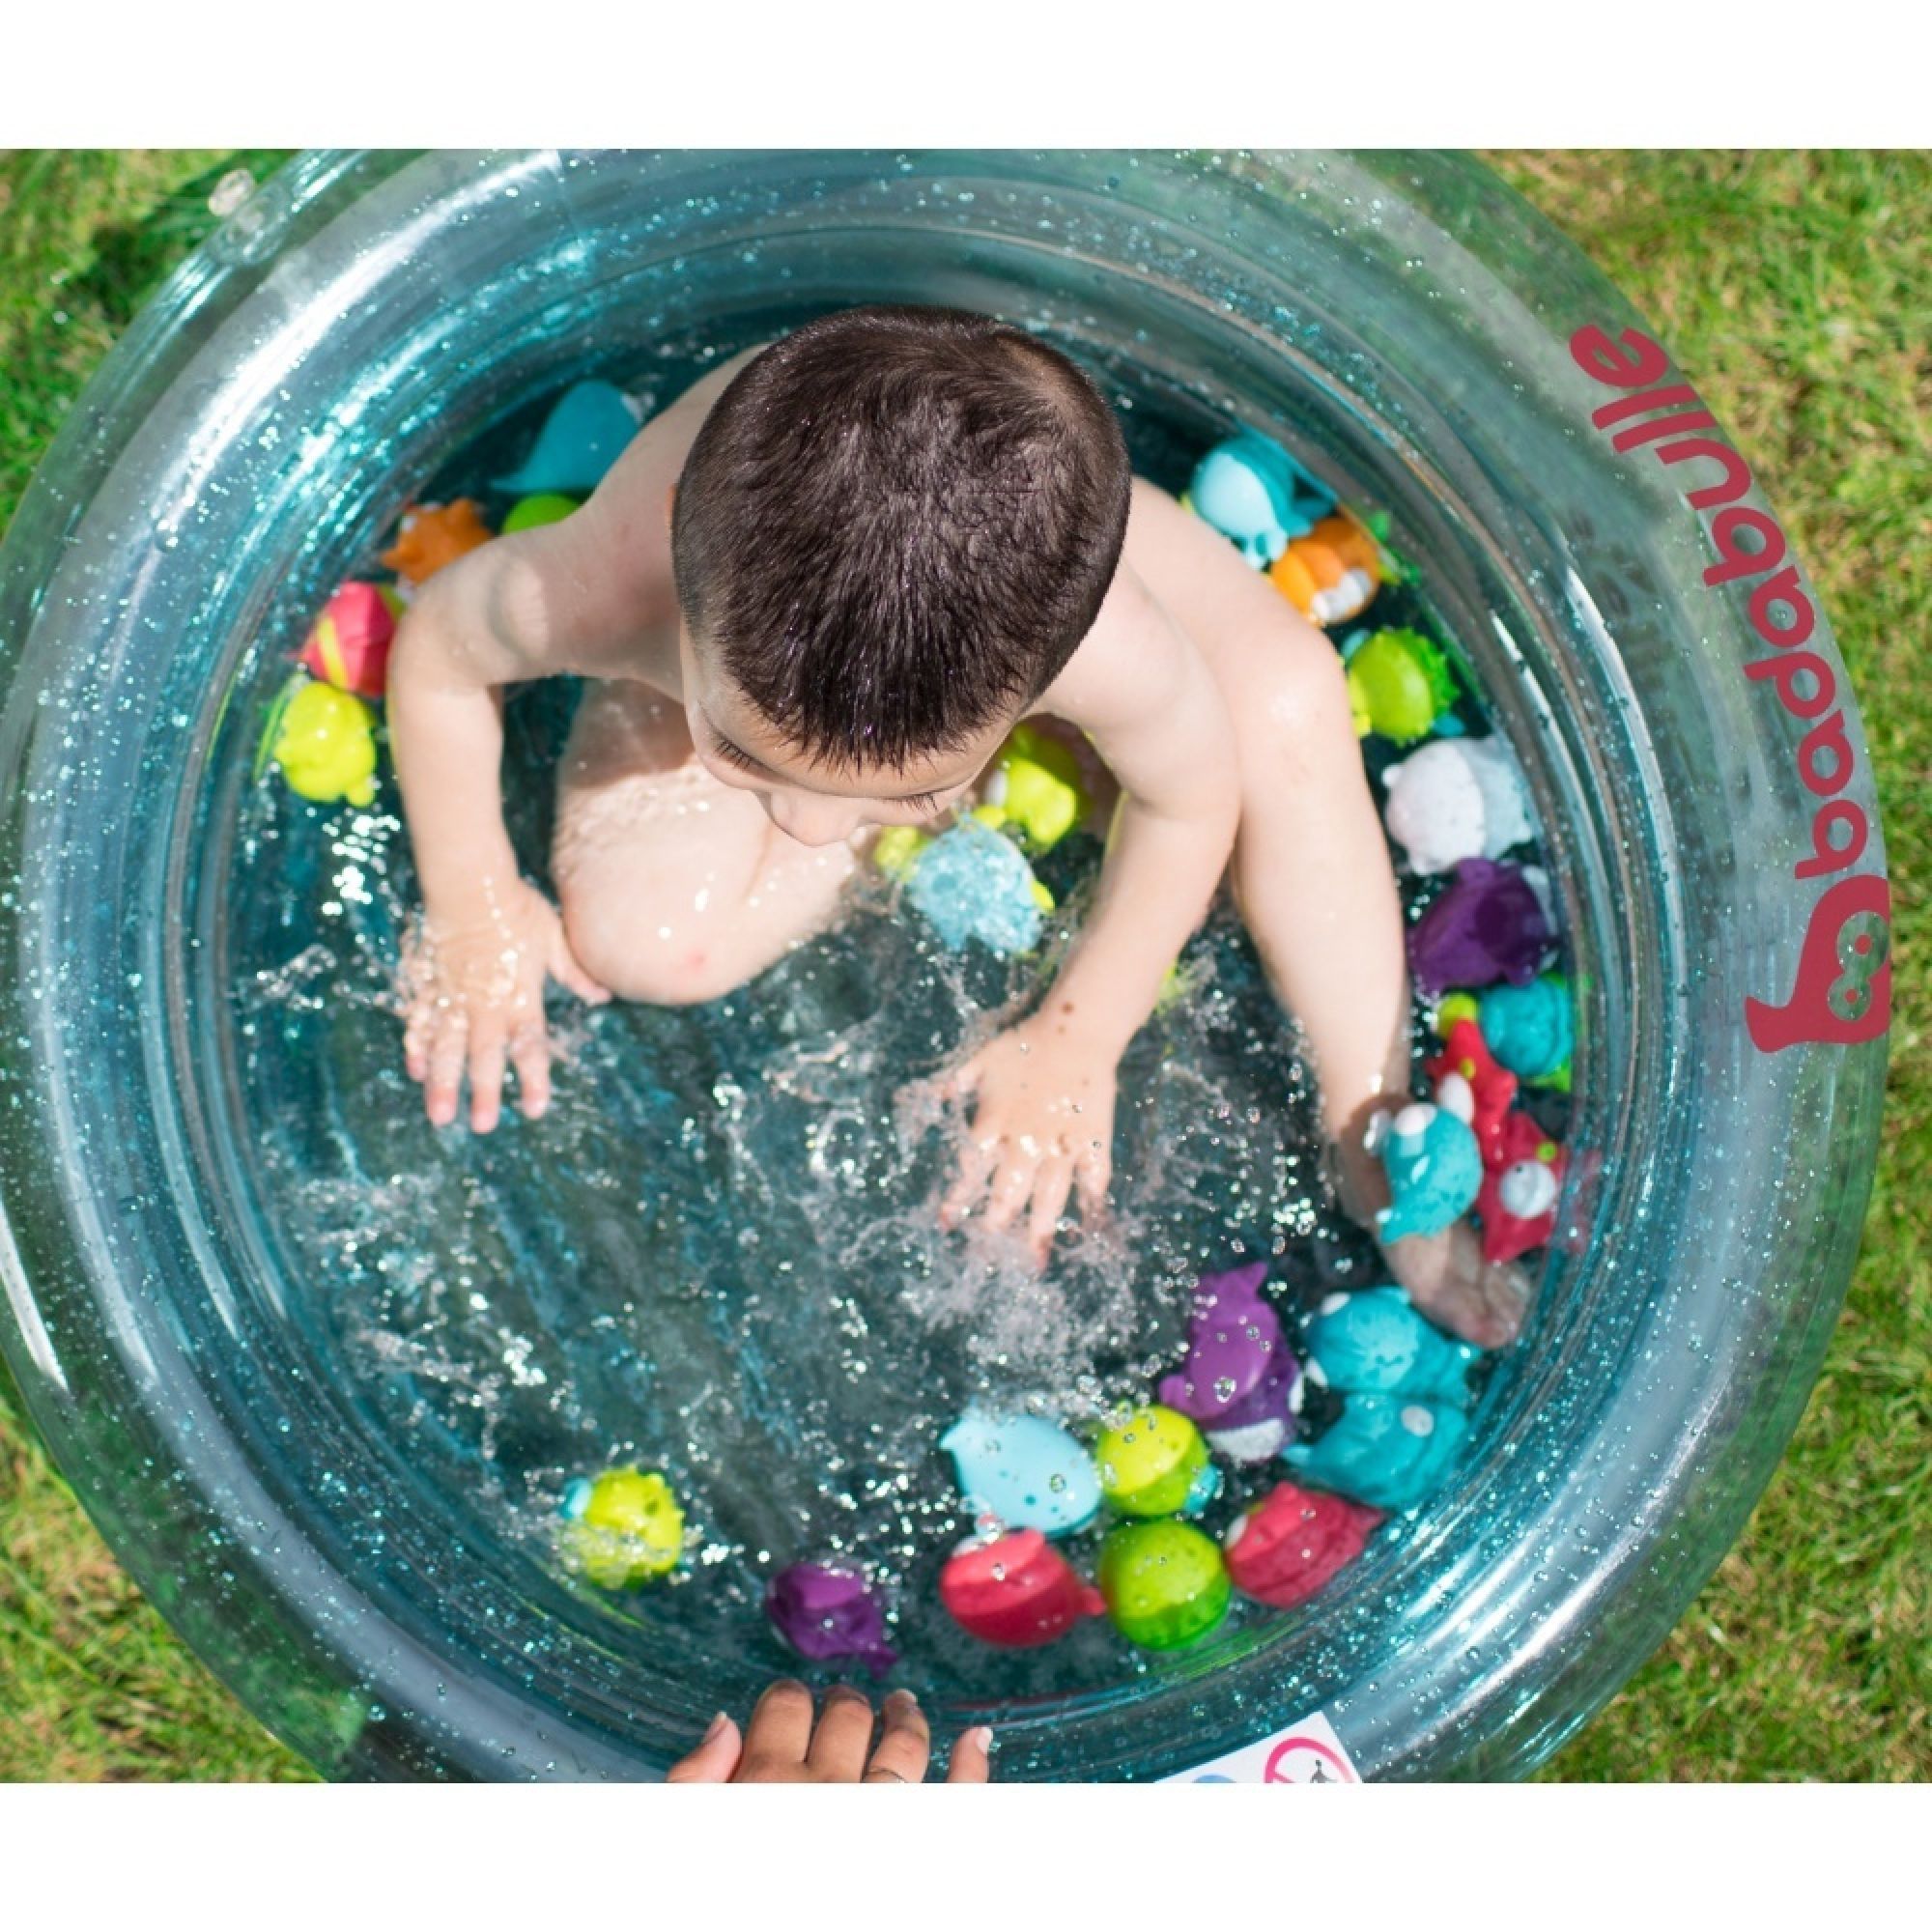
[0,149,1924,1781]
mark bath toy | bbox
[903,816,1053,955]
[972,724,1091,854]
[938,1529,1106,1648]
[940,1409,1101,1538]
[501,492,580,533]
[1476,1112,1567,1264]
[1094,1405,1222,1519]
[297,581,400,699]
[1444,976,1574,1091]
[1187,429,1333,567]
[765,1563,898,1679]
[1381,736,1535,875]
[1340,626,1460,744]
[1269,514,1383,627]
[380,498,494,589]
[1155,1261,1300,1463]
[1302,1288,1481,1406]
[1095,1520,1232,1651]
[1284,1391,1470,1512]
[556,1467,685,1589]
[495,380,640,496]
[1223,1480,1384,1608]
[1375,1096,1484,1244]
[1423,1013,1518,1166]
[267,677,380,807]
[1406,858,1556,996]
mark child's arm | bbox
[938,578,1241,1254]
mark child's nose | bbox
[769,793,863,847]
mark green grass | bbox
[1,150,1925,1781]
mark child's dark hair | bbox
[670,304,1132,769]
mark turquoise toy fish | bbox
[1474,974,1574,1092]
[1284,1390,1469,1511]
[904,817,1052,956]
[1302,1288,1482,1407]
[941,1410,1101,1539]
[1376,1100,1484,1243]
[496,380,640,495]
[1187,429,1334,568]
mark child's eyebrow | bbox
[699,714,956,805]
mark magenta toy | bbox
[939,1529,1106,1649]
[1407,858,1555,996]
[765,1562,898,1679]
[1156,1262,1300,1463]
[1476,1112,1567,1264]
[1223,1480,1384,1608]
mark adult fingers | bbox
[1027,1153,1076,1263]
[939,1130,1000,1231]
[509,1022,553,1121]
[863,1689,932,1785]
[665,1712,743,1783]
[467,1020,509,1134]
[423,1009,469,1127]
[735,1678,816,1777]
[944,1726,994,1784]
[805,1685,878,1780]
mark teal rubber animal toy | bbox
[495,380,640,495]
[1375,1098,1484,1243]
[899,817,1053,956]
[1187,429,1333,568]
[1284,1390,1470,1512]
[941,1409,1101,1538]
[1443,975,1575,1092]
[1302,1288,1482,1406]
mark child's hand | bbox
[1378,1223,1529,1350]
[400,879,611,1132]
[666,1681,993,1783]
[935,1015,1117,1264]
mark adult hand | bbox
[666,1681,993,1783]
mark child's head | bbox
[669,304,1131,844]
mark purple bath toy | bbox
[765,1563,898,1679]
[1406,858,1554,996]
[1156,1262,1301,1463]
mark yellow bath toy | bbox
[557,1466,685,1589]
[971,724,1092,854]
[1095,1405,1221,1518]
[269,678,380,807]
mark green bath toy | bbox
[557,1466,685,1589]
[1094,1404,1221,1518]
[1097,1520,1231,1651]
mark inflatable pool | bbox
[0,151,1889,1780]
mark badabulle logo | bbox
[1571,323,1893,1053]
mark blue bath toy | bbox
[1303,1288,1482,1406]
[1284,1391,1469,1511]
[1471,974,1574,1091]
[1376,1100,1484,1243]
[1187,429,1334,568]
[903,817,1052,956]
[941,1409,1101,1538]
[495,380,640,495]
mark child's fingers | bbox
[467,1021,508,1134]
[863,1689,932,1785]
[939,1134,999,1230]
[737,1678,816,1775]
[509,1024,552,1121]
[981,1155,1036,1236]
[665,1712,742,1783]
[1073,1139,1113,1217]
[938,1050,986,1103]
[1026,1155,1075,1262]
[424,1011,469,1126]
[403,1001,430,1084]
[805,1685,878,1779]
[944,1726,994,1784]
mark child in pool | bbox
[388,305,1524,1347]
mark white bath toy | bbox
[1381,736,1535,876]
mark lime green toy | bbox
[502,493,580,533]
[1097,1520,1232,1651]
[1094,1404,1221,1518]
[971,724,1092,854]
[557,1466,685,1589]
[1341,626,1459,743]
[266,676,380,807]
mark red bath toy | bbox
[939,1529,1106,1648]
[1424,1013,1517,1168]
[1223,1480,1383,1608]
[380,498,494,589]
[298,581,399,699]
[1477,1111,1567,1264]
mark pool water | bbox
[228,335,1566,1704]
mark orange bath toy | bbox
[1268,514,1383,627]
[380,499,494,589]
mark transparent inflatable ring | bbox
[0,152,1889,1780]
